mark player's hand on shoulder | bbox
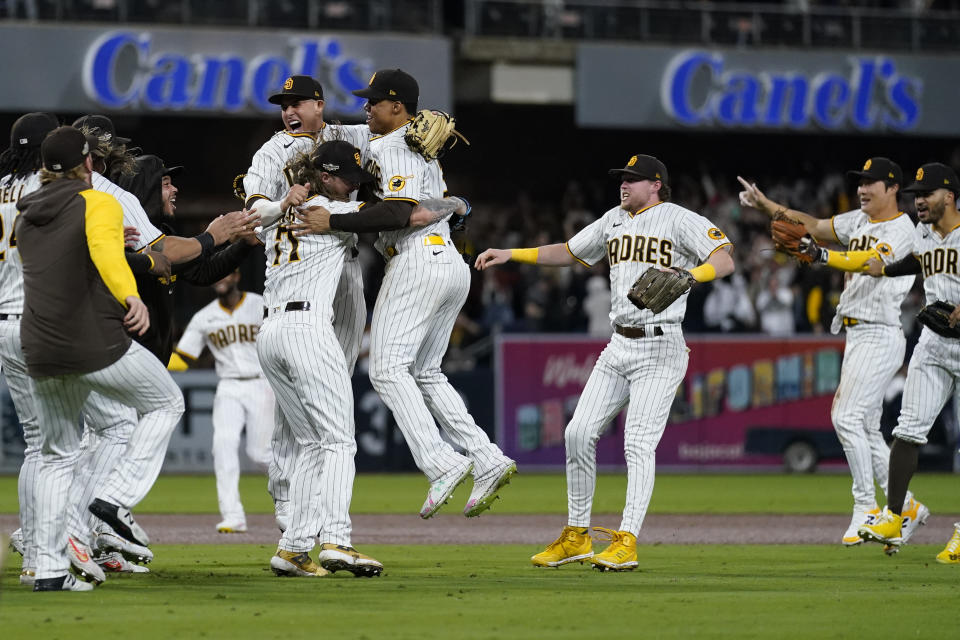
[290,205,331,236]
[949,303,960,328]
[146,250,171,278]
[281,183,311,212]
[124,225,141,248]
[474,248,510,271]
[124,296,150,336]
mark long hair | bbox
[39,164,89,185]
[658,183,672,202]
[0,147,43,183]
[78,127,137,181]
[284,151,342,201]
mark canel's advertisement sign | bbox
[577,44,957,136]
[0,24,451,117]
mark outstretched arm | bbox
[737,176,837,244]
[474,243,574,270]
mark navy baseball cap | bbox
[10,112,58,149]
[41,126,99,172]
[352,69,419,104]
[609,154,669,186]
[312,140,375,185]
[902,163,960,195]
[846,157,902,185]
[268,75,324,105]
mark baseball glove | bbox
[627,268,695,314]
[916,300,960,339]
[233,173,247,201]
[771,218,820,263]
[405,110,470,161]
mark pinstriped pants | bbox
[565,331,688,537]
[31,341,184,579]
[894,329,960,444]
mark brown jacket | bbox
[16,178,133,376]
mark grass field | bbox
[3,472,958,515]
[1,473,958,638]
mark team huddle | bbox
[2,69,959,592]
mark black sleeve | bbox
[175,242,256,286]
[329,200,413,233]
[126,250,154,275]
[883,253,922,277]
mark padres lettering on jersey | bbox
[176,292,266,379]
[0,172,39,314]
[832,210,915,326]
[914,223,960,306]
[365,123,450,256]
[567,201,731,326]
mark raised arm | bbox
[474,243,575,270]
[737,176,837,243]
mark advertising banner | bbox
[497,334,846,470]
[0,24,451,119]
[577,44,960,136]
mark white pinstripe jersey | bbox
[176,292,265,379]
[244,125,371,203]
[91,171,163,251]
[567,201,732,326]
[913,221,960,306]
[365,122,449,256]
[832,209,915,325]
[0,171,39,314]
[259,194,359,314]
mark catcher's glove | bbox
[405,110,470,161]
[627,268,695,314]
[916,300,960,339]
[770,218,823,264]
[233,173,247,201]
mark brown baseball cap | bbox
[352,69,419,104]
[902,163,960,195]
[609,154,669,186]
[312,140,375,184]
[846,157,902,185]
[268,75,324,105]
[11,112,58,149]
[72,114,131,146]
[41,126,99,172]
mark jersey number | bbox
[271,226,300,266]
[0,215,17,262]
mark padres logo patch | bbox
[354,152,361,166]
[863,159,872,170]
[283,77,293,90]
[917,167,924,180]
[388,175,410,191]
[627,155,638,167]
[707,228,726,240]
[876,242,893,257]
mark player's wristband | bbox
[194,232,215,257]
[452,196,471,217]
[689,263,716,283]
[510,248,538,264]
[146,254,155,271]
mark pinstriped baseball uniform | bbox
[894,221,960,445]
[829,210,916,509]
[0,170,41,573]
[176,292,274,525]
[565,201,731,536]
[366,123,511,485]
[245,127,369,508]
[257,194,359,550]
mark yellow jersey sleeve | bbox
[825,248,880,273]
[81,190,139,307]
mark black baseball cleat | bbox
[88,498,150,547]
[33,573,94,592]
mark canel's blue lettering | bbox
[662,51,719,125]
[194,57,245,110]
[812,73,850,129]
[885,76,922,131]
[83,32,145,108]
[143,54,192,109]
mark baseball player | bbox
[172,271,274,533]
[477,154,735,571]
[858,162,960,563]
[242,75,369,530]
[737,158,928,547]
[17,126,185,591]
[310,68,516,519]
[257,140,382,578]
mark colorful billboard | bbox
[496,334,845,470]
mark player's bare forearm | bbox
[157,236,202,264]
[409,197,466,227]
[475,243,573,270]
[737,176,833,242]
[705,245,735,279]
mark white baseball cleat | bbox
[842,506,881,546]
[88,498,150,547]
[216,520,248,534]
[33,573,94,592]
[464,460,517,517]
[95,551,150,574]
[419,463,473,519]
[20,569,36,586]
[9,527,25,555]
[67,536,106,585]
[95,526,154,564]
[317,543,384,577]
[899,497,930,545]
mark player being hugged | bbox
[476,154,734,572]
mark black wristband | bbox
[194,232,215,257]
[882,253,922,277]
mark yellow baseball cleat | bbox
[270,548,330,577]
[842,507,881,546]
[935,522,960,565]
[531,526,593,567]
[858,509,903,547]
[899,497,930,544]
[590,527,639,572]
